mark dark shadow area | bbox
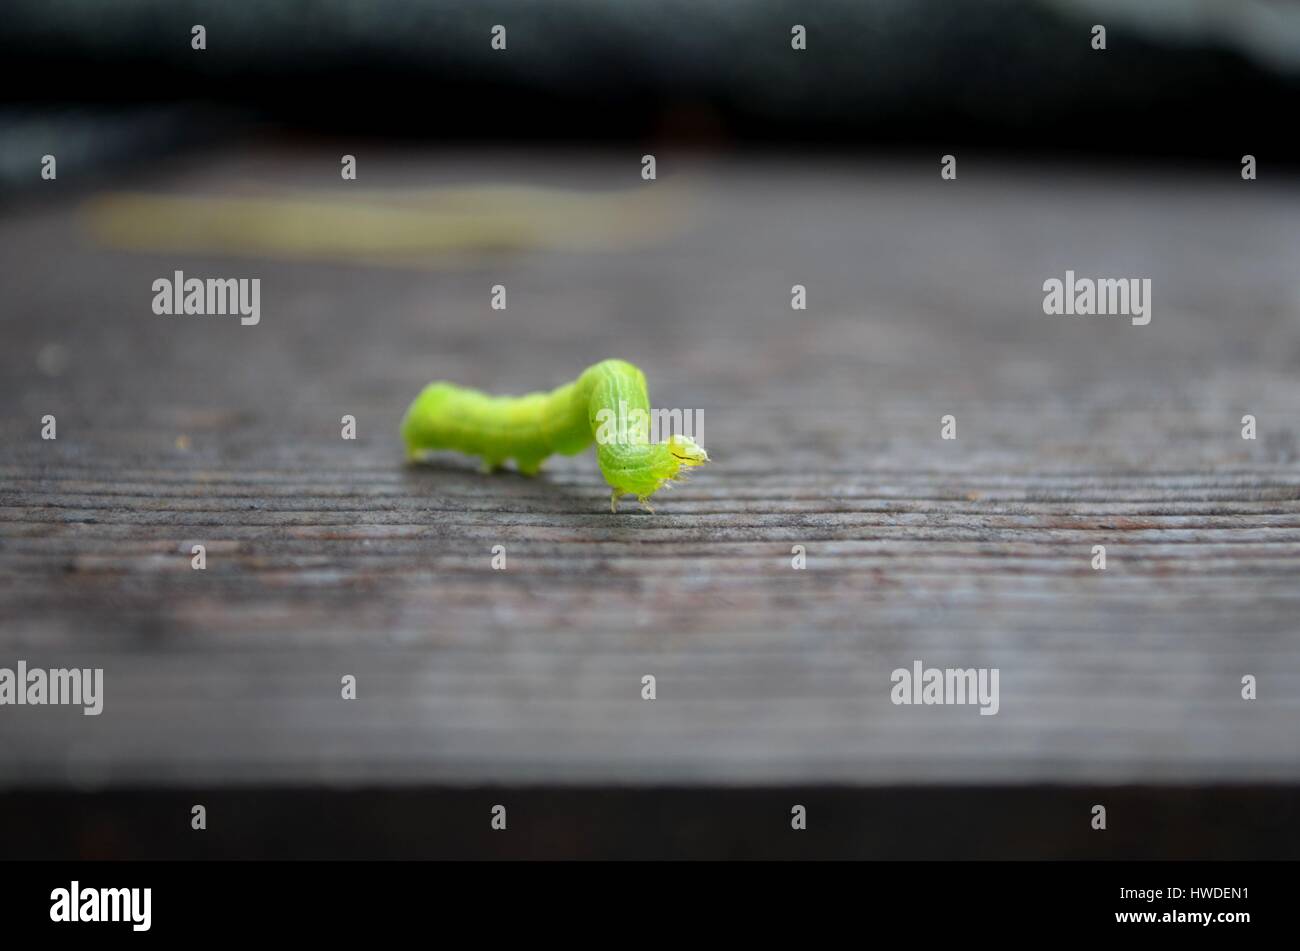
[3,785,1298,860]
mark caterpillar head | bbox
[603,435,709,512]
[665,434,709,470]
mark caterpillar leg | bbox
[609,489,656,513]
[515,456,544,477]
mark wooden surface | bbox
[2,149,1299,789]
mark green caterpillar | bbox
[401,359,708,511]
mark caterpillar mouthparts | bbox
[401,359,709,512]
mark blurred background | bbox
[3,0,1300,193]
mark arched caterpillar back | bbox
[401,359,708,511]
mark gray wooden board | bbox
[1,151,1298,788]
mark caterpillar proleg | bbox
[401,359,709,511]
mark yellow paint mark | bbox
[84,183,691,267]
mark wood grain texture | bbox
[2,151,1299,788]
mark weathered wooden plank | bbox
[1,153,1299,789]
